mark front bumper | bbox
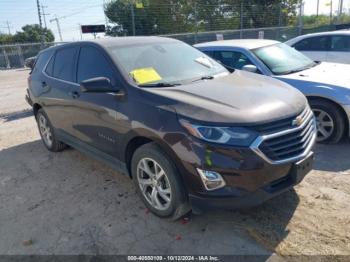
[189,152,313,210]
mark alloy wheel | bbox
[38,114,53,148]
[313,109,335,142]
[136,158,172,211]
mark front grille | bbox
[253,107,316,163]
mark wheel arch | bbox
[124,134,186,184]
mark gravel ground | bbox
[0,69,349,256]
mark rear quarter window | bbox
[31,50,53,74]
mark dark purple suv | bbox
[26,37,316,219]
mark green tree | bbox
[0,34,13,45]
[241,0,299,28]
[13,24,54,43]
[104,0,300,36]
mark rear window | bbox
[32,50,52,74]
[52,46,79,82]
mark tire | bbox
[131,143,190,219]
[35,108,67,152]
[309,99,345,144]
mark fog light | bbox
[197,169,226,191]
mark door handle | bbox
[69,91,80,99]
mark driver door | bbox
[68,44,125,158]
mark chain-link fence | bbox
[0,42,61,69]
[165,26,300,45]
[1,22,350,70]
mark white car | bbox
[196,39,350,143]
[285,31,350,64]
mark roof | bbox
[285,30,350,45]
[84,36,179,48]
[195,39,280,50]
[301,30,350,38]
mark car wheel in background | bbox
[309,99,345,144]
[131,143,190,219]
[36,109,67,152]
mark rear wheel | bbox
[131,143,190,219]
[36,109,67,152]
[309,99,345,144]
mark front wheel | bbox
[131,143,190,219]
[309,99,345,144]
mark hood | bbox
[144,70,307,125]
[277,62,350,89]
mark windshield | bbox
[253,43,316,75]
[109,41,228,86]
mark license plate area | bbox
[292,153,314,182]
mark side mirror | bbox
[242,64,258,73]
[80,77,114,93]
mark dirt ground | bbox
[0,69,349,256]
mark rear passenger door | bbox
[293,36,330,62]
[42,45,80,136]
[68,44,124,157]
[327,35,350,64]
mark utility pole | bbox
[50,16,63,41]
[36,0,45,43]
[36,0,43,28]
[317,0,320,17]
[41,4,50,28]
[338,0,344,22]
[78,24,83,40]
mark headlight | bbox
[179,119,257,146]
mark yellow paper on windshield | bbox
[130,68,162,85]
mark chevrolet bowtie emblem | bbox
[292,116,303,127]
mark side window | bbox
[294,36,330,51]
[330,36,350,51]
[213,51,253,70]
[52,46,79,82]
[77,46,115,83]
[32,50,52,74]
[202,50,213,57]
[45,54,54,76]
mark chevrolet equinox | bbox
[26,37,316,219]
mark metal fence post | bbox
[298,0,304,35]
[3,48,10,69]
[16,44,25,67]
[240,1,244,39]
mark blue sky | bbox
[0,0,349,42]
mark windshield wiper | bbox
[138,82,181,88]
[282,63,319,75]
[191,75,215,83]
